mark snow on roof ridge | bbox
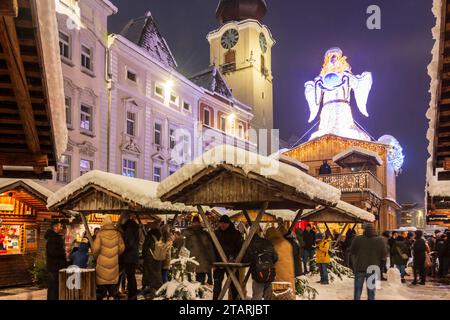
[335,200,375,222]
[332,146,383,165]
[0,179,53,199]
[47,170,194,212]
[157,145,341,206]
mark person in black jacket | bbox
[442,232,450,278]
[120,214,140,300]
[213,215,243,300]
[244,232,278,300]
[45,221,67,300]
[412,230,427,285]
[302,224,316,273]
[388,231,398,268]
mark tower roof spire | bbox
[216,0,268,24]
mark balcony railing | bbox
[316,171,383,199]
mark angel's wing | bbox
[305,81,320,123]
[352,72,373,117]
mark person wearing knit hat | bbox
[350,223,386,300]
[315,232,330,285]
[213,215,243,300]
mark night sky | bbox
[108,0,435,205]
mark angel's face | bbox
[330,54,338,66]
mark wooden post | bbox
[287,209,303,235]
[78,211,94,249]
[324,222,332,237]
[218,202,268,300]
[197,205,246,300]
[333,223,348,249]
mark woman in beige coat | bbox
[265,227,295,293]
[92,216,125,299]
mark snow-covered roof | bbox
[120,12,177,69]
[0,179,53,199]
[266,209,299,221]
[157,145,341,207]
[35,0,68,160]
[302,200,375,223]
[47,170,194,213]
[270,152,309,172]
[428,168,450,198]
[332,147,383,166]
[190,66,234,100]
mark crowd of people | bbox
[44,214,450,301]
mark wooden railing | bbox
[316,171,383,199]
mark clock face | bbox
[221,29,239,50]
[259,33,267,53]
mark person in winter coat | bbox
[315,233,331,285]
[442,232,450,277]
[380,231,390,280]
[92,216,125,300]
[350,223,386,300]
[342,228,356,268]
[302,224,316,273]
[391,234,410,283]
[119,214,140,300]
[265,227,295,292]
[412,230,428,285]
[244,231,278,300]
[436,234,446,277]
[142,221,164,299]
[182,215,216,284]
[161,224,174,284]
[213,215,243,300]
[284,230,302,277]
[45,221,67,300]
[71,238,89,268]
[388,231,398,268]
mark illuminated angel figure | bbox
[305,47,373,141]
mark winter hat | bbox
[219,215,232,224]
[415,230,423,238]
[363,223,376,237]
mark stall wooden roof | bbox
[301,200,375,223]
[158,145,341,210]
[47,170,195,215]
[0,0,67,179]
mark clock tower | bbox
[207,0,275,134]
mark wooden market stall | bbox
[0,0,67,179]
[47,170,196,245]
[0,179,54,287]
[157,145,342,300]
[300,200,376,247]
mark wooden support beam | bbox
[0,16,41,154]
[0,169,52,179]
[287,209,303,235]
[78,211,94,249]
[0,0,18,17]
[0,153,48,167]
[197,205,245,300]
[333,223,348,249]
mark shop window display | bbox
[0,225,21,255]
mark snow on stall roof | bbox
[270,153,310,172]
[157,145,341,206]
[332,146,383,165]
[266,209,299,221]
[47,170,194,212]
[334,200,375,222]
[0,179,53,199]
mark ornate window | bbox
[57,155,71,183]
[81,45,93,71]
[154,122,162,146]
[65,96,72,127]
[122,159,137,177]
[126,111,136,137]
[59,31,71,60]
[80,159,93,176]
[153,165,162,182]
[80,104,93,132]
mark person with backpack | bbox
[244,230,278,300]
[315,233,331,285]
[142,221,170,299]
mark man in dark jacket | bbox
[183,215,216,284]
[350,223,386,300]
[388,231,398,268]
[244,232,278,300]
[302,224,316,273]
[436,234,446,277]
[412,230,427,285]
[45,221,67,300]
[213,215,243,300]
[120,214,140,300]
